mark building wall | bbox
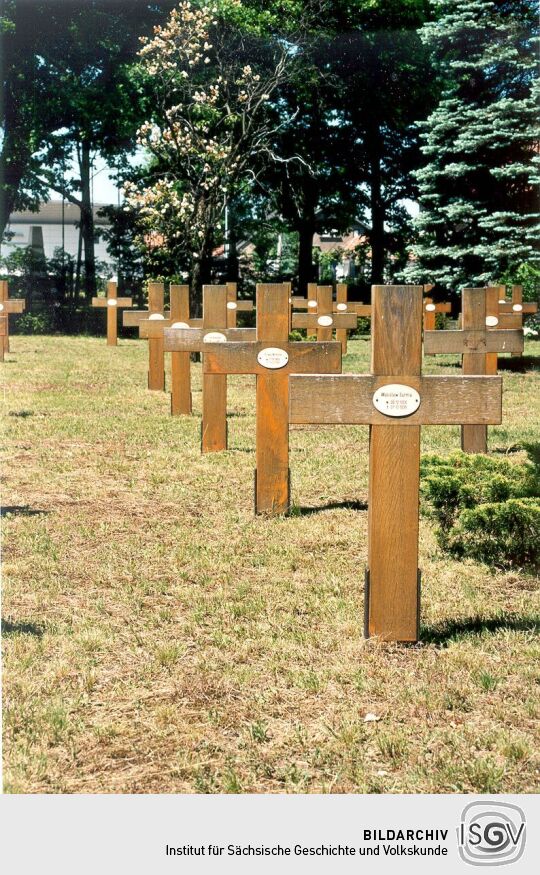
[1,221,114,265]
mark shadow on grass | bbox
[2,618,46,638]
[289,500,368,516]
[1,505,49,517]
[498,356,540,373]
[422,615,540,647]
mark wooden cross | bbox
[423,297,451,332]
[203,283,342,514]
[139,285,202,415]
[91,280,133,346]
[289,285,502,642]
[164,285,256,452]
[123,282,170,390]
[0,313,6,362]
[226,282,254,328]
[291,284,356,341]
[497,284,538,357]
[424,287,523,453]
[0,280,26,354]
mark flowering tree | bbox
[124,0,296,306]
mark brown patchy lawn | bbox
[2,334,539,794]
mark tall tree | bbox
[409,0,540,287]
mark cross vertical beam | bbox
[336,284,348,353]
[147,282,165,390]
[367,286,423,642]
[202,285,228,452]
[305,283,318,337]
[256,284,290,513]
[461,288,488,453]
[316,285,333,341]
[485,286,500,375]
[170,284,192,415]
[0,280,25,354]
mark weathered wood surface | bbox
[423,298,451,332]
[291,312,357,330]
[139,317,203,338]
[368,286,423,642]
[123,310,171,327]
[202,285,228,453]
[164,327,256,351]
[336,283,348,353]
[461,286,488,452]
[485,286,500,375]
[424,328,523,355]
[147,282,165,391]
[289,374,502,425]
[316,286,333,341]
[204,340,341,375]
[226,282,254,328]
[169,284,192,415]
[0,316,6,361]
[90,280,133,346]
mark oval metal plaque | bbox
[373,384,421,418]
[307,299,317,308]
[149,313,165,321]
[203,331,226,343]
[257,347,289,369]
[226,301,237,310]
[486,316,499,327]
[0,304,4,311]
[513,303,523,312]
[171,321,190,329]
[336,302,347,311]
[317,315,333,327]
[107,298,118,307]
[498,298,507,305]
[425,303,436,312]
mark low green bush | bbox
[15,312,53,334]
[421,448,540,569]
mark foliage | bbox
[15,312,54,335]
[421,449,540,568]
[408,0,540,288]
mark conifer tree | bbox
[409,0,539,287]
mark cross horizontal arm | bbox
[164,327,256,352]
[292,313,358,330]
[204,341,342,375]
[233,301,254,312]
[424,328,524,355]
[139,317,202,338]
[498,302,537,314]
[289,374,502,425]
[92,297,132,308]
[0,300,25,313]
[123,310,171,327]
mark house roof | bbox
[8,201,112,226]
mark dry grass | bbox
[2,334,539,794]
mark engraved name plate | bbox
[486,316,499,327]
[257,347,289,369]
[513,304,523,312]
[227,302,237,310]
[425,303,436,312]
[203,332,227,343]
[307,300,317,308]
[317,315,333,327]
[336,302,347,311]
[107,299,118,306]
[171,321,190,329]
[373,384,421,417]
[149,313,165,320]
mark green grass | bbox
[2,334,539,793]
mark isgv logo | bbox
[458,801,526,866]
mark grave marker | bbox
[164,286,256,452]
[0,280,26,354]
[204,283,342,514]
[139,285,202,415]
[423,297,451,332]
[123,282,169,390]
[0,314,6,362]
[289,285,502,641]
[424,287,523,453]
[498,284,538,356]
[91,280,133,346]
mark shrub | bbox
[421,449,540,569]
[15,312,53,334]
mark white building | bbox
[1,200,115,265]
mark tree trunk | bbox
[79,140,96,299]
[369,125,385,285]
[190,241,212,317]
[297,217,316,296]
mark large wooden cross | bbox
[164,285,256,452]
[423,297,451,332]
[424,287,523,453]
[123,282,170,390]
[0,280,26,354]
[204,283,342,514]
[226,282,254,328]
[139,285,202,414]
[289,285,502,642]
[91,280,133,346]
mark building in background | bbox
[1,201,114,266]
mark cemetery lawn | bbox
[2,335,539,794]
